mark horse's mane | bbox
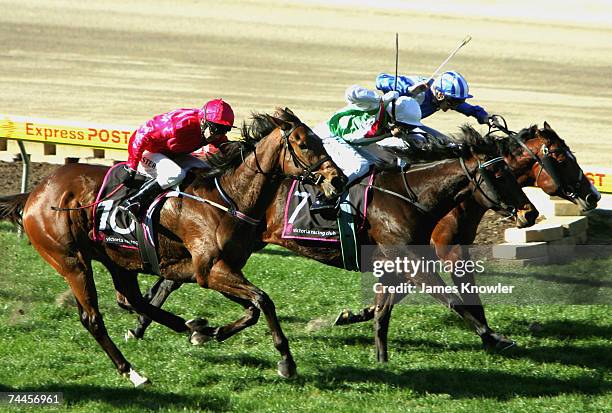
[377,122,559,171]
[455,123,567,158]
[194,107,298,180]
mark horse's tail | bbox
[0,193,30,228]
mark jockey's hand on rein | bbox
[123,165,137,182]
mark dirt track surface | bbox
[1,0,611,166]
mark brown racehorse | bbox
[0,108,345,385]
[333,120,601,360]
[112,122,540,349]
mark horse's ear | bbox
[266,114,290,130]
[543,121,552,130]
[284,107,295,116]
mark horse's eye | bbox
[298,143,308,150]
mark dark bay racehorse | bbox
[116,123,540,351]
[0,108,344,385]
[334,120,600,360]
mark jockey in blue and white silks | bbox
[376,71,490,124]
[310,85,425,212]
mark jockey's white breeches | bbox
[315,123,422,184]
[314,123,373,185]
[136,152,209,189]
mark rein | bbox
[459,156,514,215]
[173,185,261,226]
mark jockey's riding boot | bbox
[120,178,164,216]
[310,192,339,213]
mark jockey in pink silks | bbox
[120,98,235,214]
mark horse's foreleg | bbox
[373,292,394,363]
[200,260,297,378]
[410,268,498,339]
[452,266,516,351]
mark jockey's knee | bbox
[156,167,186,189]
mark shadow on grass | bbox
[312,365,610,399]
[511,319,612,340]
[199,353,271,369]
[0,383,230,411]
[512,344,612,371]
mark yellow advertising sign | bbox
[0,114,134,150]
[584,167,612,194]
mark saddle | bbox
[92,163,169,275]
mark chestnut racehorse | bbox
[0,108,345,385]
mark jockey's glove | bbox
[124,165,137,182]
[382,90,400,104]
[476,111,490,125]
[407,82,429,96]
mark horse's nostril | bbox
[586,193,600,207]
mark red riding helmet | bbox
[202,98,235,127]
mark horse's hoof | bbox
[126,368,151,387]
[483,333,517,353]
[189,330,215,346]
[185,318,209,331]
[277,360,297,379]
[333,309,354,326]
[124,329,138,342]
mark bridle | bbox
[460,156,520,216]
[241,121,331,185]
[487,115,584,200]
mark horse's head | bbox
[457,128,539,228]
[509,122,600,211]
[267,108,346,197]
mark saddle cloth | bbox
[281,172,374,243]
[92,163,163,250]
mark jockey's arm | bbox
[375,74,428,97]
[454,102,490,124]
[126,124,162,169]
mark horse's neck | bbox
[505,137,542,186]
[220,131,283,215]
[407,159,472,219]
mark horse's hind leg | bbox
[195,260,297,378]
[124,278,183,340]
[105,265,189,335]
[334,305,376,326]
[47,252,149,386]
[187,292,259,345]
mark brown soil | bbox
[0,160,511,244]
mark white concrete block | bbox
[543,216,588,236]
[551,200,584,216]
[505,223,565,243]
[496,256,549,267]
[492,242,548,259]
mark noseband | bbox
[460,156,518,216]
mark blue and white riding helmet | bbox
[432,71,473,99]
